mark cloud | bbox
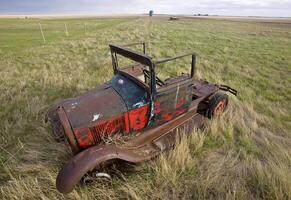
[0,0,291,17]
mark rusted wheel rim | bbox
[213,99,226,115]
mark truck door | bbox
[154,79,193,125]
[109,74,150,133]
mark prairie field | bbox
[0,16,291,199]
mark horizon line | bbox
[0,13,291,18]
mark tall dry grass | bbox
[0,17,290,199]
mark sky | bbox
[0,0,291,17]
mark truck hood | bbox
[60,84,127,129]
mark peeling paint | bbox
[118,79,124,84]
[70,102,78,109]
[92,114,100,122]
[133,102,144,108]
[175,84,180,108]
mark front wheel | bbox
[207,92,229,118]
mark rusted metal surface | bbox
[119,64,147,78]
[219,85,238,95]
[110,44,153,67]
[46,42,237,194]
[56,112,206,194]
[154,79,193,125]
[193,80,218,98]
[63,84,127,129]
[57,107,80,154]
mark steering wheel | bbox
[143,69,165,87]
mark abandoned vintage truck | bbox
[46,42,237,194]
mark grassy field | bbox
[0,16,290,199]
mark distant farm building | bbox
[170,16,179,21]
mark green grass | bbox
[0,17,134,52]
[0,16,290,199]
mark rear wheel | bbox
[207,92,229,118]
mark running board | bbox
[56,112,206,194]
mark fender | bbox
[56,110,207,194]
[56,144,154,194]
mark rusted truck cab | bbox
[47,74,151,151]
[47,44,198,152]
